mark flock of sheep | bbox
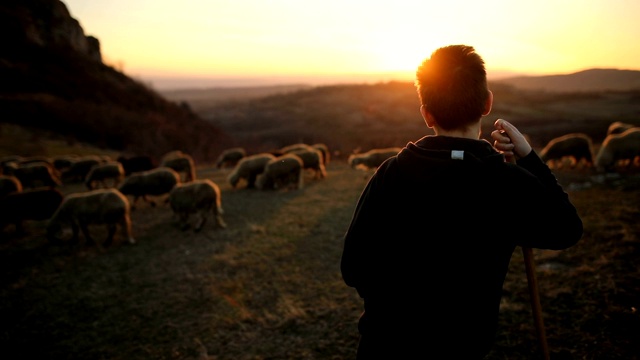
[538,121,640,171]
[0,122,638,249]
[0,142,331,249]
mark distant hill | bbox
[0,0,234,162]
[496,68,640,92]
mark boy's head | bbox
[415,45,491,131]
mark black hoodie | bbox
[341,135,583,358]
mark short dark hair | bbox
[415,45,489,130]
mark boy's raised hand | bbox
[491,118,532,162]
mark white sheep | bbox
[160,152,196,182]
[348,147,402,170]
[0,175,22,198]
[595,127,640,171]
[227,153,276,188]
[286,147,326,179]
[61,155,103,183]
[46,188,135,250]
[85,161,126,190]
[215,147,247,169]
[539,133,594,169]
[607,121,636,135]
[169,179,226,232]
[256,153,304,190]
[117,166,181,209]
[312,143,331,166]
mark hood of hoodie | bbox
[395,135,506,180]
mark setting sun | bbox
[63,0,640,89]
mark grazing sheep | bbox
[17,156,54,168]
[0,175,22,198]
[312,143,331,166]
[1,161,19,176]
[539,133,594,169]
[287,147,326,179]
[85,161,126,190]
[595,127,640,171]
[52,155,79,173]
[0,187,64,234]
[348,147,402,170]
[117,166,181,209]
[216,147,247,169]
[12,162,62,188]
[46,188,135,250]
[227,153,276,188]
[256,153,304,190]
[161,150,185,162]
[116,154,157,176]
[169,179,226,231]
[607,121,636,135]
[61,155,103,183]
[161,152,196,182]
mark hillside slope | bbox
[496,68,640,92]
[0,0,233,162]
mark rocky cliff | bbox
[0,0,233,162]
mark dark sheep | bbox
[0,187,64,235]
[312,143,331,166]
[169,179,226,232]
[46,188,135,250]
[540,133,594,169]
[116,155,157,176]
[85,161,126,190]
[160,151,196,182]
[0,175,22,198]
[117,167,181,209]
[12,162,62,188]
[227,153,276,188]
[256,153,304,190]
[61,155,103,183]
[215,147,247,169]
[348,147,402,170]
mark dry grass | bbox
[1,161,639,359]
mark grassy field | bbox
[0,157,639,359]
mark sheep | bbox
[607,121,636,135]
[52,154,79,173]
[348,147,402,170]
[169,179,226,232]
[12,162,62,188]
[46,188,135,250]
[160,152,196,182]
[215,147,247,169]
[539,133,594,169]
[0,187,64,235]
[312,143,331,166]
[227,153,276,188]
[116,154,157,176]
[85,161,126,190]
[286,147,326,179]
[117,166,181,209]
[0,175,22,198]
[61,155,103,183]
[595,127,640,172]
[256,153,304,190]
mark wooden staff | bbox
[503,134,550,360]
[522,247,550,360]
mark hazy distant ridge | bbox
[497,68,640,92]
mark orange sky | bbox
[63,0,640,90]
